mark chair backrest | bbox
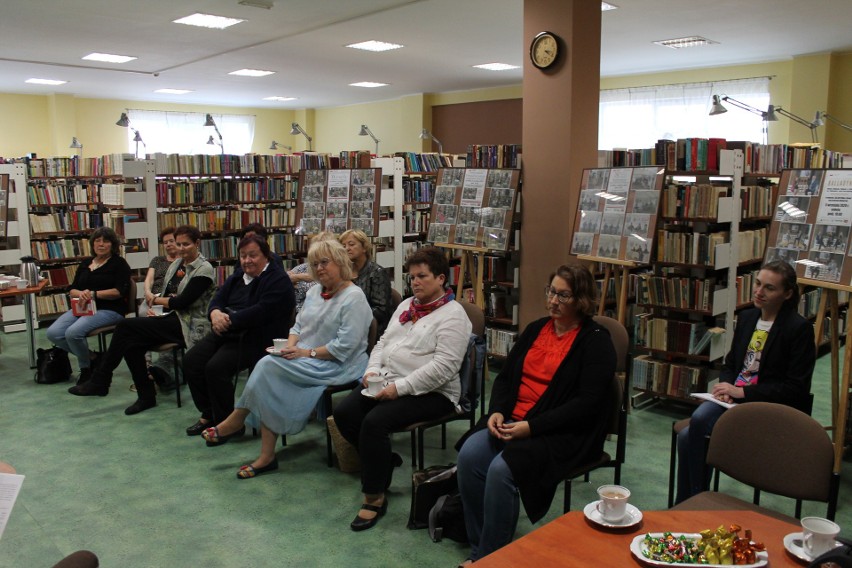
[366,317,378,354]
[390,288,402,313]
[707,402,834,503]
[457,300,486,337]
[455,301,486,415]
[592,315,629,374]
[126,276,138,316]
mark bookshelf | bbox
[372,156,405,293]
[0,163,33,332]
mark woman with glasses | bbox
[201,239,372,479]
[456,264,616,565]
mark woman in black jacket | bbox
[340,229,392,336]
[183,235,295,438]
[456,264,616,564]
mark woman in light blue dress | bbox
[202,239,372,479]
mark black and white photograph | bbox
[600,212,624,235]
[480,207,507,229]
[812,224,849,253]
[570,232,595,256]
[585,168,610,190]
[578,210,602,234]
[304,169,327,186]
[804,251,844,283]
[302,185,324,202]
[630,167,659,190]
[325,218,347,233]
[486,169,512,189]
[458,206,482,226]
[787,170,824,196]
[302,202,326,219]
[327,185,349,201]
[775,195,811,223]
[776,222,812,251]
[626,235,652,264]
[326,203,347,219]
[484,228,508,250]
[352,185,376,202]
[351,218,374,236]
[441,168,465,187]
[434,204,458,225]
[351,169,375,186]
[580,189,603,211]
[349,201,373,219]
[427,222,451,244]
[631,190,660,214]
[454,225,479,246]
[488,187,514,209]
[435,185,457,204]
[300,218,322,235]
[595,234,622,260]
[623,213,652,238]
[461,185,484,207]
[765,246,800,267]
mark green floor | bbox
[1,328,850,567]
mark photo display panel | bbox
[295,168,382,236]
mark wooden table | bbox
[0,279,47,368]
[475,509,803,567]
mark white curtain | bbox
[599,77,770,150]
[126,110,256,155]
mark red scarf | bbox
[399,290,455,325]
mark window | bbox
[599,77,770,150]
[125,110,255,155]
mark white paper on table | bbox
[689,392,737,409]
[0,473,24,539]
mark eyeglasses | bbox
[311,258,332,269]
[545,286,573,303]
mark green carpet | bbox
[0,328,848,567]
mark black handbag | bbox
[34,347,72,384]
[428,492,468,543]
[408,464,457,530]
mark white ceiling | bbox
[0,0,849,109]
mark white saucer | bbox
[361,388,376,398]
[583,500,643,529]
[783,531,842,563]
[265,346,284,357]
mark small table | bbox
[475,509,802,568]
[0,279,48,368]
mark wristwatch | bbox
[309,349,317,358]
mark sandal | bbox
[236,459,279,479]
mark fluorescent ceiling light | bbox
[25,78,66,85]
[601,2,618,10]
[349,81,388,88]
[229,68,275,77]
[173,13,245,29]
[82,52,137,63]
[238,0,274,8]
[473,63,520,71]
[653,36,718,49]
[263,96,297,101]
[346,40,404,52]
[154,88,192,94]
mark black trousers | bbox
[92,313,184,400]
[334,388,455,494]
[184,332,256,424]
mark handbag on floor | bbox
[428,492,468,543]
[34,347,72,384]
[408,464,457,530]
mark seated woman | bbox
[675,260,815,503]
[201,239,372,477]
[287,231,337,313]
[339,229,393,336]
[68,225,217,416]
[183,235,295,436]
[456,264,616,564]
[333,246,472,531]
[46,227,130,384]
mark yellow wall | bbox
[827,52,852,152]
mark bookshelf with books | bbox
[0,163,34,332]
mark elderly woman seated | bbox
[333,247,472,531]
[339,229,393,336]
[201,239,372,478]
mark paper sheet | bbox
[0,472,24,539]
[689,392,737,410]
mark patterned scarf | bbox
[399,290,455,325]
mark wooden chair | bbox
[86,277,137,352]
[150,342,184,407]
[672,401,839,522]
[562,315,630,512]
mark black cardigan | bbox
[463,316,616,522]
[720,306,815,412]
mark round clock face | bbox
[531,32,559,69]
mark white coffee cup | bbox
[272,338,287,351]
[366,375,387,396]
[151,304,164,315]
[15,279,27,289]
[596,484,630,522]
[801,516,840,558]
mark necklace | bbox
[90,256,109,270]
[320,281,346,301]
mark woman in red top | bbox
[456,264,616,564]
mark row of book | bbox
[661,184,727,219]
[402,178,435,203]
[146,153,305,176]
[337,151,372,170]
[395,152,453,173]
[156,207,297,233]
[43,264,79,287]
[636,274,716,311]
[734,270,760,306]
[403,208,430,234]
[737,228,768,263]
[634,316,708,355]
[34,294,71,318]
[466,145,522,169]
[486,327,517,357]
[798,287,851,320]
[741,185,778,219]
[596,148,657,168]
[632,355,707,398]
[28,212,103,234]
[27,181,101,206]
[656,229,729,266]
[486,290,518,324]
[155,179,299,205]
[30,237,93,261]
[26,154,135,178]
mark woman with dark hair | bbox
[456,264,616,563]
[340,229,392,335]
[69,225,217,416]
[333,246,472,531]
[46,227,131,383]
[183,235,296,436]
[675,259,815,503]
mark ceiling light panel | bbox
[26,78,66,85]
[155,89,192,94]
[473,63,520,71]
[349,82,388,88]
[173,13,245,29]
[82,52,137,63]
[263,96,297,101]
[653,36,718,49]
[346,40,404,52]
[229,69,275,77]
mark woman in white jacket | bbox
[333,247,472,532]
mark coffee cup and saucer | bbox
[783,517,842,563]
[583,484,642,529]
[361,376,388,398]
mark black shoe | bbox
[76,367,92,386]
[185,419,211,436]
[205,425,246,447]
[350,497,388,532]
[385,452,403,490]
[68,381,109,397]
[124,398,157,415]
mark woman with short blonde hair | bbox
[340,229,392,335]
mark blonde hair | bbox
[307,239,353,281]
[339,229,373,260]
[310,231,338,245]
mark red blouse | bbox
[511,320,580,421]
